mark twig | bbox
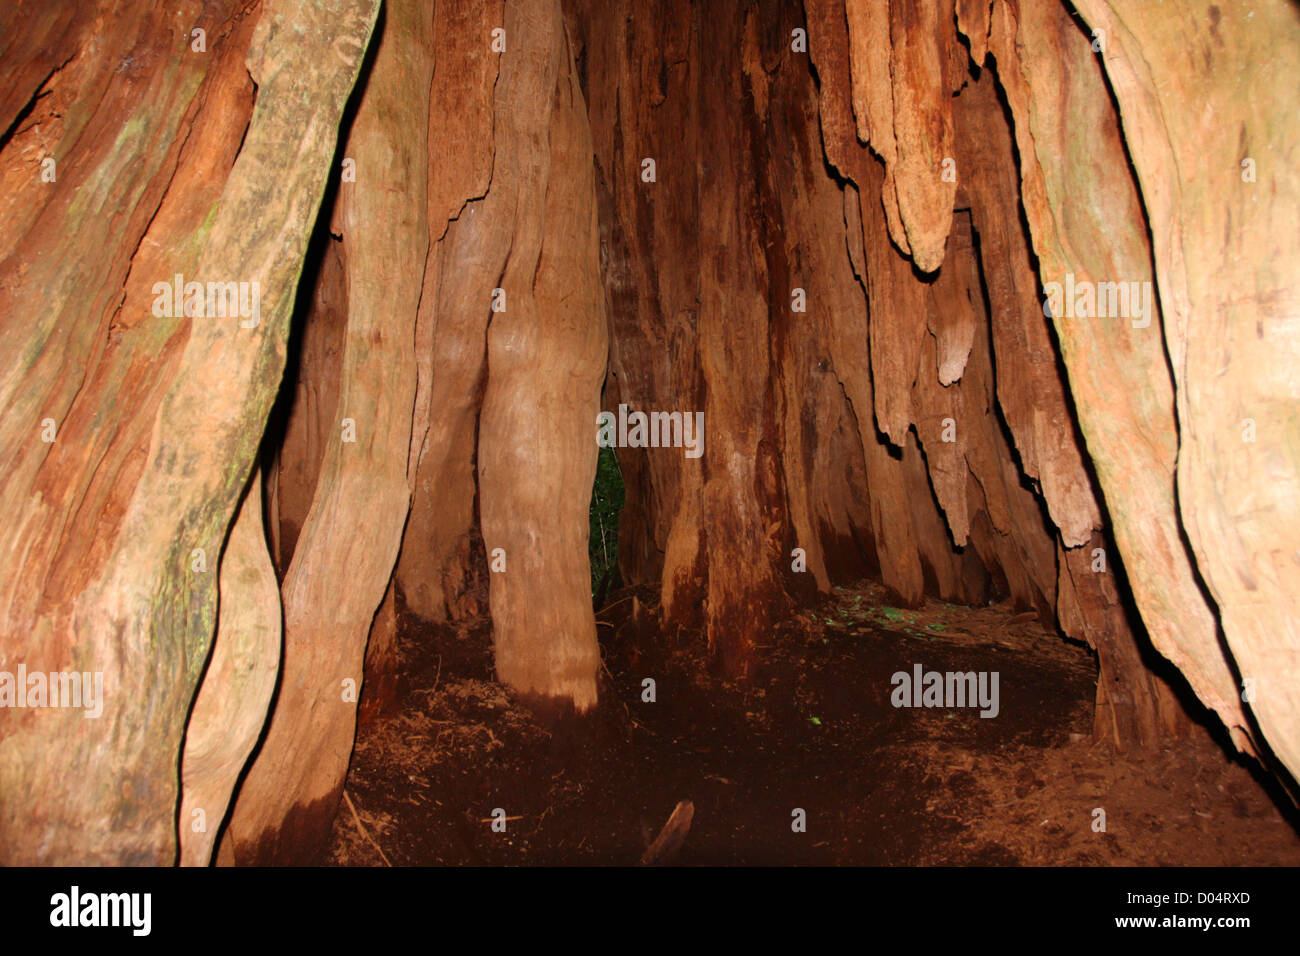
[639,800,694,865]
[595,593,638,617]
[596,492,610,570]
[343,790,392,867]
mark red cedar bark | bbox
[0,0,377,865]
[692,5,795,674]
[862,151,932,447]
[982,0,1253,751]
[954,69,1101,548]
[573,0,814,673]
[886,0,957,272]
[767,54,878,594]
[268,236,348,572]
[808,0,929,606]
[224,0,429,863]
[475,0,608,708]
[179,471,280,866]
[842,182,928,608]
[843,0,911,256]
[1058,535,1187,747]
[395,0,502,625]
[358,579,400,727]
[912,218,976,546]
[566,0,707,620]
[1069,0,1300,781]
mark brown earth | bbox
[328,582,1300,866]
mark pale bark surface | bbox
[0,0,378,864]
[979,0,1251,751]
[477,1,607,709]
[180,472,280,867]
[225,0,430,863]
[1070,0,1300,779]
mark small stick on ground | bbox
[344,789,392,867]
[639,799,694,866]
[595,593,638,618]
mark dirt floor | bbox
[327,581,1300,866]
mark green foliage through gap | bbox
[589,445,624,598]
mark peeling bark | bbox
[396,0,502,625]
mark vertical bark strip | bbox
[981,0,1251,750]
[225,0,429,863]
[179,472,281,866]
[396,0,503,625]
[887,0,957,272]
[1069,0,1300,781]
[477,1,608,709]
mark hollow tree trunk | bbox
[3,0,1298,867]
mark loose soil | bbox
[327,581,1300,866]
